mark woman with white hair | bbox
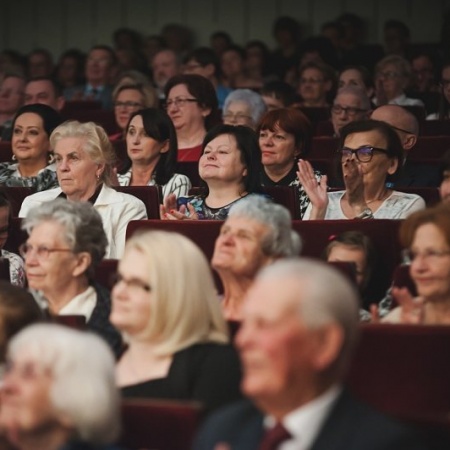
[222,89,267,130]
[212,195,301,321]
[0,323,122,450]
[20,199,122,356]
[110,230,241,414]
[19,120,147,258]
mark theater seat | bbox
[52,315,86,330]
[93,259,118,290]
[1,187,36,217]
[114,186,160,219]
[0,258,10,282]
[262,186,301,219]
[310,137,339,160]
[4,217,26,256]
[0,141,13,163]
[119,399,203,450]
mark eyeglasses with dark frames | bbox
[331,105,368,117]
[111,273,151,292]
[164,97,198,109]
[339,146,390,163]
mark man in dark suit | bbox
[194,259,428,450]
[371,104,440,188]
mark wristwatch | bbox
[355,208,374,219]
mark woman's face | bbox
[223,101,254,128]
[110,247,152,337]
[54,137,104,201]
[22,221,80,298]
[114,88,145,131]
[12,113,49,165]
[298,67,330,104]
[410,223,450,301]
[338,69,365,91]
[126,115,168,166]
[166,83,207,132]
[199,134,247,185]
[441,66,450,104]
[343,130,398,186]
[0,353,62,436]
[259,124,298,171]
[327,244,367,288]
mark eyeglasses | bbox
[339,146,390,162]
[112,273,151,292]
[403,248,450,263]
[222,112,252,123]
[331,105,367,117]
[389,124,415,135]
[19,243,73,260]
[165,97,198,109]
[376,71,401,79]
[114,101,144,109]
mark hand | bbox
[110,167,119,186]
[297,159,328,218]
[160,194,199,220]
[342,158,367,214]
[369,304,381,323]
[392,286,426,324]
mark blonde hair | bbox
[49,120,116,185]
[124,230,228,354]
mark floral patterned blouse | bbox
[0,162,58,191]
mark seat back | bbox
[4,217,26,255]
[119,399,202,450]
[1,187,36,217]
[261,186,301,219]
[0,141,13,163]
[0,258,10,282]
[113,186,160,219]
[93,259,118,290]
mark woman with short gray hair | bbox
[0,323,122,450]
[21,199,122,355]
[212,195,301,320]
[222,89,267,130]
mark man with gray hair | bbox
[371,104,440,187]
[331,86,371,136]
[195,258,428,450]
[212,196,300,321]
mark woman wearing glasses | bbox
[164,74,220,162]
[20,199,122,355]
[299,119,425,219]
[110,230,241,413]
[222,89,267,130]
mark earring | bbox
[48,152,55,164]
[11,154,16,161]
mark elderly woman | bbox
[110,230,241,414]
[20,199,122,355]
[299,119,425,220]
[164,74,220,162]
[0,324,122,450]
[0,104,62,190]
[161,124,262,220]
[110,82,157,141]
[117,108,191,200]
[222,89,267,130]
[382,204,450,324]
[258,107,318,218]
[19,120,147,258]
[212,195,301,321]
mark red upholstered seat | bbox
[261,186,301,219]
[119,399,202,450]
[4,217,26,256]
[421,120,450,136]
[310,136,339,160]
[1,187,36,217]
[0,258,10,282]
[52,315,86,330]
[409,136,450,162]
[62,109,119,135]
[93,259,118,290]
[315,120,334,136]
[0,141,13,163]
[113,186,160,219]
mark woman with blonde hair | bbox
[110,230,241,413]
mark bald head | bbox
[371,105,418,151]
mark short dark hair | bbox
[183,47,220,75]
[201,124,262,195]
[125,108,178,186]
[89,45,117,66]
[260,81,298,107]
[26,76,63,97]
[12,103,63,138]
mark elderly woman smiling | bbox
[0,324,122,450]
[19,120,147,258]
[21,199,122,355]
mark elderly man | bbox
[371,104,440,187]
[212,196,301,321]
[0,74,26,140]
[331,86,371,136]
[150,48,181,99]
[195,259,428,450]
[24,76,65,111]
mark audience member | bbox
[222,89,267,130]
[64,45,117,109]
[0,323,122,450]
[111,230,242,414]
[299,119,425,219]
[258,108,317,218]
[21,199,122,354]
[117,108,191,199]
[427,61,450,120]
[0,103,62,190]
[338,65,375,99]
[221,45,261,89]
[164,74,220,162]
[19,121,147,258]
[382,204,450,325]
[260,80,298,111]
[331,86,371,136]
[210,31,233,58]
[161,124,262,220]
[371,104,441,187]
[383,20,411,58]
[212,196,301,321]
[244,40,272,87]
[0,74,26,140]
[150,49,181,99]
[0,192,25,286]
[297,61,335,107]
[161,23,194,57]
[410,51,438,94]
[54,49,86,89]
[439,150,450,203]
[26,48,54,79]
[195,258,427,450]
[183,47,232,109]
[24,76,65,111]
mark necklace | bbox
[365,190,390,204]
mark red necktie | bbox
[258,422,292,450]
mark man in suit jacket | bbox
[371,104,440,188]
[194,259,428,450]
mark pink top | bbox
[178,144,203,162]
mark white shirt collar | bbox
[59,286,96,321]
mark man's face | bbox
[85,49,113,85]
[331,92,368,136]
[0,77,25,115]
[24,80,63,111]
[151,50,179,89]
